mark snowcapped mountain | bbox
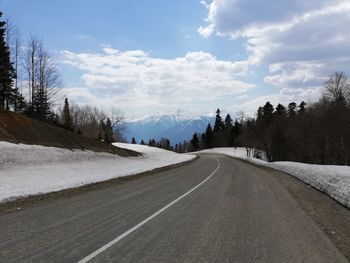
[123,114,214,145]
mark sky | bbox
[1,0,350,119]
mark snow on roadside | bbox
[199,148,350,209]
[0,141,195,203]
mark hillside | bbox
[0,111,138,157]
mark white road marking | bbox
[78,158,221,263]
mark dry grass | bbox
[0,111,140,157]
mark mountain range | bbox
[123,114,215,145]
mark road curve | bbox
[0,154,348,262]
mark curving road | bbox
[0,154,348,262]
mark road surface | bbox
[0,154,348,262]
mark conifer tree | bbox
[62,98,73,130]
[287,102,297,118]
[190,133,200,151]
[165,139,171,150]
[203,123,213,148]
[262,102,274,122]
[147,138,156,147]
[214,108,224,132]
[0,12,16,111]
[230,119,242,147]
[275,103,286,116]
[224,114,233,129]
[298,101,307,112]
[105,118,113,143]
[131,137,136,144]
[140,139,145,145]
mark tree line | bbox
[184,72,350,165]
[60,98,125,143]
[239,72,350,165]
[131,136,173,150]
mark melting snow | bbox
[0,141,195,203]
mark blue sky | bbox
[2,0,350,119]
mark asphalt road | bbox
[0,154,348,263]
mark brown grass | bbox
[0,111,140,157]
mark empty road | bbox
[0,154,348,262]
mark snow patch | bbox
[0,141,195,203]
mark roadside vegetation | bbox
[185,73,350,165]
[0,12,124,144]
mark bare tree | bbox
[24,37,61,117]
[67,103,108,139]
[324,72,350,105]
[109,107,126,142]
[35,41,61,115]
[5,19,21,87]
[24,37,38,107]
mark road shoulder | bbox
[235,158,350,261]
[0,156,198,214]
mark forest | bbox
[185,72,350,165]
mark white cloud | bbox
[61,47,254,116]
[197,24,214,38]
[199,0,350,92]
[200,0,210,10]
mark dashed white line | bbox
[77,157,221,263]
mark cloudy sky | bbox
[2,0,350,119]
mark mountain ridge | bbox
[123,114,215,145]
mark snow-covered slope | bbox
[199,148,350,209]
[0,141,195,203]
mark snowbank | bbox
[199,148,350,209]
[0,141,195,203]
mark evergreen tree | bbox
[214,108,224,131]
[262,102,274,122]
[298,101,307,112]
[165,139,171,150]
[0,12,16,111]
[148,138,156,147]
[231,119,241,147]
[140,139,145,145]
[190,133,200,151]
[131,137,136,144]
[287,102,297,118]
[224,114,233,129]
[105,118,113,143]
[275,103,286,116]
[62,98,73,130]
[203,123,213,148]
[13,91,26,113]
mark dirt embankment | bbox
[0,111,139,157]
